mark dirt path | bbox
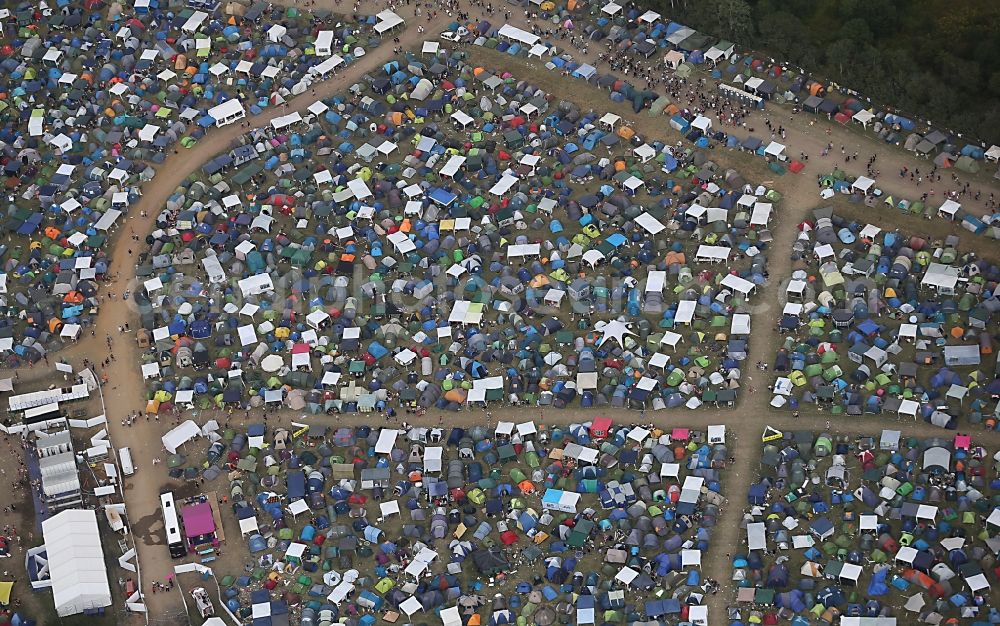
[27,8,1000,625]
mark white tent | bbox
[852,176,875,194]
[747,522,767,551]
[695,245,731,263]
[721,274,755,298]
[239,274,274,297]
[374,10,404,34]
[315,30,334,56]
[730,313,751,335]
[897,399,920,419]
[750,202,772,227]
[852,110,875,128]
[441,606,462,626]
[41,509,112,616]
[675,300,696,324]
[207,99,246,127]
[937,199,961,220]
[497,24,540,46]
[764,141,786,159]
[141,362,161,380]
[635,212,665,234]
[660,331,683,350]
[375,429,400,454]
[688,605,708,626]
[541,488,581,513]
[162,420,200,453]
[449,300,484,325]
[921,263,959,293]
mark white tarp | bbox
[41,509,112,617]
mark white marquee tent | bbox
[41,509,112,616]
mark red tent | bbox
[590,417,612,439]
[500,530,518,545]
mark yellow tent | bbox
[0,580,11,605]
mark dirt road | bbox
[20,6,1000,625]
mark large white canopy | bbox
[42,509,112,616]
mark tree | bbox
[687,0,755,44]
[755,10,806,58]
[838,18,873,46]
[824,38,858,77]
[857,0,897,37]
[717,0,755,44]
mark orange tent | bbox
[664,251,686,265]
[63,291,84,304]
[44,226,61,239]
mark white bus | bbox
[160,492,186,558]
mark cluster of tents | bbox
[770,206,1000,428]
[819,170,999,241]
[134,42,781,415]
[736,427,1000,626]
[525,1,1000,183]
[0,0,384,365]
[180,419,728,625]
[447,13,804,176]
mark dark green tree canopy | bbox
[655,0,1000,144]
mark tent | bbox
[40,510,113,616]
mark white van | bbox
[119,447,135,476]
